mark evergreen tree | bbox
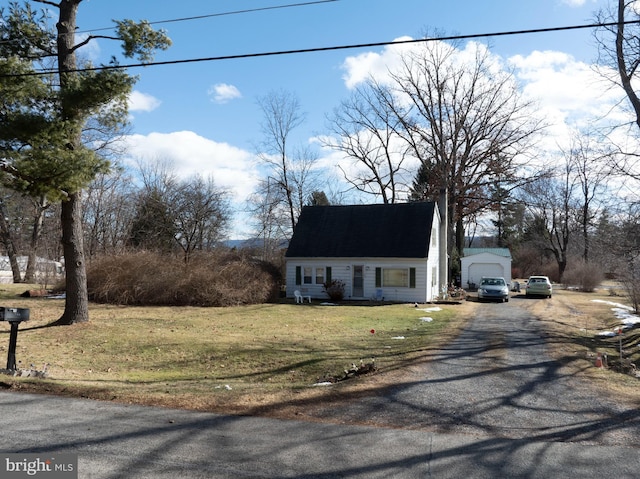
[0,1,170,324]
[308,191,330,206]
[128,189,176,254]
[408,162,436,202]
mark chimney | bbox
[437,188,448,291]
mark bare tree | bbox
[288,145,323,215]
[0,187,60,284]
[84,168,137,258]
[596,0,640,130]
[392,41,546,255]
[23,194,51,283]
[247,180,288,262]
[324,80,411,203]
[127,159,178,253]
[256,90,305,235]
[522,162,578,281]
[329,40,545,259]
[255,90,324,238]
[0,193,23,283]
[563,130,613,262]
[125,160,231,261]
[170,175,230,263]
[591,202,640,310]
[594,1,640,182]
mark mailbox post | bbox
[0,307,30,370]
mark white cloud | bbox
[121,131,259,237]
[560,0,588,6]
[509,49,628,149]
[123,131,257,198]
[342,36,414,89]
[128,91,162,112]
[342,36,630,152]
[208,83,242,104]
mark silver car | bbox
[477,277,509,302]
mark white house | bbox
[0,256,64,284]
[460,248,512,289]
[285,202,447,303]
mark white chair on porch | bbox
[294,290,311,303]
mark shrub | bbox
[86,251,281,306]
[323,279,346,301]
[617,260,640,313]
[562,259,604,292]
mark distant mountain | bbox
[223,238,289,249]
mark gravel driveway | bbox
[306,299,640,446]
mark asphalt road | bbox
[1,299,639,478]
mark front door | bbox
[352,265,364,298]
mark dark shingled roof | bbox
[285,202,436,258]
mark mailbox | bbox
[0,307,29,322]
[1,307,30,370]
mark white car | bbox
[525,276,553,298]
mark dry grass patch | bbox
[517,284,640,404]
[5,282,635,417]
[0,284,476,416]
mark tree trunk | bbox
[455,213,465,257]
[0,198,22,283]
[55,0,90,324]
[616,0,640,130]
[582,207,590,263]
[24,197,47,283]
[57,192,89,324]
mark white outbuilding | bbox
[461,248,512,290]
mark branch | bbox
[32,0,60,7]
[70,35,120,54]
[0,159,69,200]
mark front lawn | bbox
[2,283,637,417]
[0,285,474,415]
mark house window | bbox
[375,267,417,288]
[303,267,313,284]
[296,266,331,285]
[384,268,408,287]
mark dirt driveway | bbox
[302,298,640,446]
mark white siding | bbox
[286,258,438,303]
[285,208,442,303]
[461,252,511,288]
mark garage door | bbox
[468,263,504,283]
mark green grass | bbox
[0,285,471,413]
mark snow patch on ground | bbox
[592,300,640,336]
[417,307,442,313]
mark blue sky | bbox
[68,0,623,237]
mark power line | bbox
[0,0,340,46]
[76,0,340,34]
[3,19,639,79]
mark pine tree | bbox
[0,1,170,324]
